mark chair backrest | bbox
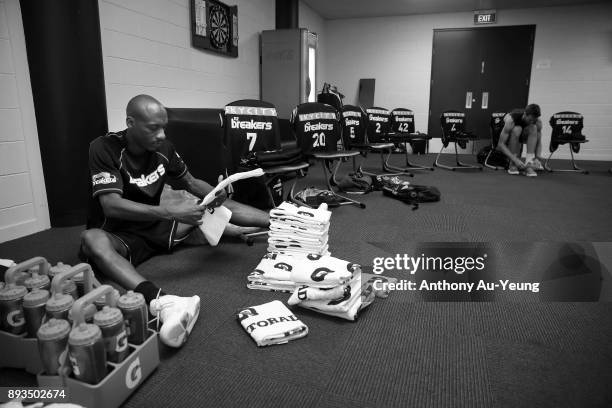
[290,102,341,155]
[391,108,416,134]
[365,107,392,143]
[490,112,506,147]
[440,110,466,142]
[165,107,226,186]
[550,111,584,141]
[224,99,281,172]
[317,92,343,113]
[341,104,367,148]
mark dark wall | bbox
[20,0,108,227]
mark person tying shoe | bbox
[80,95,270,347]
[496,103,545,177]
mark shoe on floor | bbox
[524,165,537,177]
[530,158,545,171]
[150,295,200,347]
[507,164,519,175]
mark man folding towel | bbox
[237,300,308,346]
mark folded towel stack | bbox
[268,202,332,256]
[292,269,377,321]
[237,300,308,346]
[247,252,356,293]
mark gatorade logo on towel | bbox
[311,267,333,282]
[307,254,323,261]
[274,262,293,271]
[237,307,259,322]
[347,263,360,272]
[327,286,352,305]
[126,357,142,389]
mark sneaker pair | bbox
[150,295,200,348]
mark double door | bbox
[428,25,535,140]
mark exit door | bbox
[428,25,535,141]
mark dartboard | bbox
[209,4,230,49]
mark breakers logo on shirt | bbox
[230,117,273,130]
[304,122,334,132]
[92,172,117,186]
[129,164,166,187]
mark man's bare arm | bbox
[99,192,205,225]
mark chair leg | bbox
[360,149,405,177]
[383,147,431,173]
[484,149,503,170]
[320,160,366,208]
[545,146,588,174]
[434,143,481,171]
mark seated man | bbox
[496,103,544,177]
[80,95,269,347]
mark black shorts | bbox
[79,220,180,267]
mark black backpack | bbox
[382,183,441,210]
[477,145,509,168]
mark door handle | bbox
[465,91,473,109]
[481,92,489,109]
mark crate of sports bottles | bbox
[0,257,160,408]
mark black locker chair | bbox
[291,102,365,209]
[350,106,405,176]
[484,112,507,170]
[387,108,434,172]
[545,111,589,174]
[434,110,482,171]
[224,99,309,208]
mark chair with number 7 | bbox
[546,111,589,174]
[224,99,309,209]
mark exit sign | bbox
[474,10,496,24]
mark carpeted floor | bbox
[1,154,612,407]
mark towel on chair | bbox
[237,300,308,346]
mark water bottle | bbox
[68,322,107,384]
[24,272,51,292]
[23,288,50,337]
[0,284,27,334]
[117,290,148,345]
[37,318,71,375]
[94,306,129,363]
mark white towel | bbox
[298,278,377,321]
[246,281,297,293]
[237,300,308,346]
[287,284,350,306]
[361,272,399,299]
[270,202,331,225]
[254,253,355,288]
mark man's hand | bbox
[166,202,206,225]
[203,174,228,210]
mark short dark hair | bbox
[525,104,541,118]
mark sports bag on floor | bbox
[382,183,441,210]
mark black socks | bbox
[134,281,165,305]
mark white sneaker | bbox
[531,158,544,171]
[150,295,200,347]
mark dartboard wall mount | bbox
[191,0,238,57]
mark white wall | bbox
[299,0,326,95]
[324,3,612,160]
[0,0,49,243]
[99,0,276,131]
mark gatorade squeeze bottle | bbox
[0,284,27,334]
[68,322,107,384]
[94,306,129,363]
[24,272,51,291]
[23,288,50,337]
[117,290,148,345]
[37,318,70,375]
